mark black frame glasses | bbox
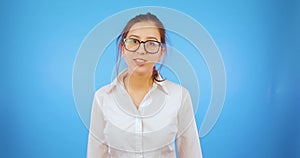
[123,38,163,54]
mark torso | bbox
[93,78,188,157]
[129,91,145,108]
[123,75,153,109]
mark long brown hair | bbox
[116,12,167,82]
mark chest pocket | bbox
[103,120,137,152]
[142,116,178,152]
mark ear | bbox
[120,42,125,56]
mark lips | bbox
[133,58,147,66]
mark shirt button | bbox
[137,152,143,158]
[135,119,142,132]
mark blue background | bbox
[1,0,299,158]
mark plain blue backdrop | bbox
[1,0,299,158]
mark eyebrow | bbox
[128,35,159,41]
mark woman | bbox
[87,12,202,158]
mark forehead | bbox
[127,21,161,40]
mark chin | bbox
[129,66,153,76]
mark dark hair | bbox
[116,12,167,82]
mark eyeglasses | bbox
[123,38,163,54]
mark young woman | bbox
[87,13,202,158]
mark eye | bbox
[126,38,139,44]
[147,41,159,46]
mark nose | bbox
[135,43,146,55]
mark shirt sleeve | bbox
[86,93,109,158]
[176,89,203,158]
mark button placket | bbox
[135,116,143,158]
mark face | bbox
[121,21,165,76]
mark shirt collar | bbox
[106,69,169,95]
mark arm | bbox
[86,93,109,158]
[176,90,202,158]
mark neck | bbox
[124,71,153,91]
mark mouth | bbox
[133,58,147,66]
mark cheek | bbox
[148,54,163,63]
[122,52,134,63]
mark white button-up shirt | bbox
[87,70,202,158]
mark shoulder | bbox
[162,80,189,97]
[94,84,114,98]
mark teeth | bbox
[136,59,145,62]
